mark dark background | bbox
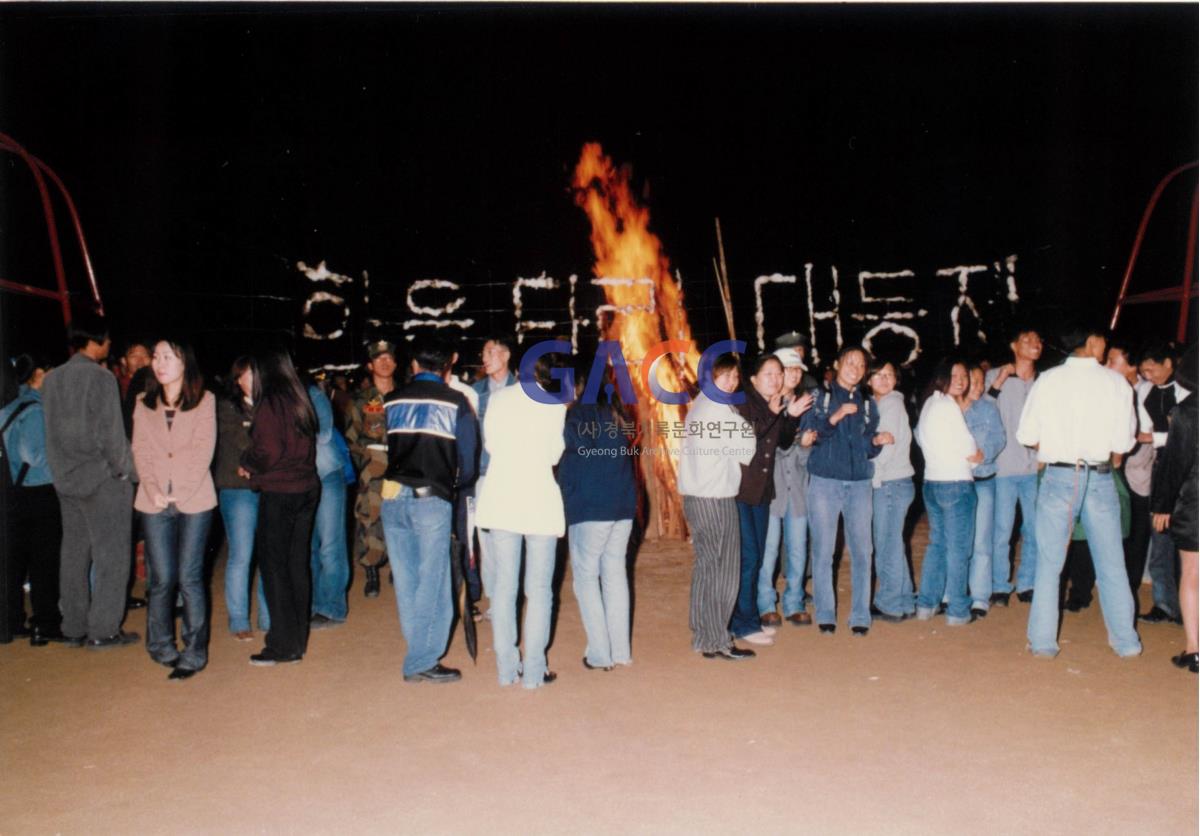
[1,3,1196,375]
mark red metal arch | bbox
[1109,161,1198,342]
[0,131,103,325]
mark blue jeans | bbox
[807,475,874,628]
[872,477,916,616]
[219,488,268,633]
[993,474,1039,594]
[970,477,996,609]
[381,489,454,677]
[1147,528,1180,617]
[918,481,976,623]
[310,472,349,621]
[142,507,213,671]
[733,501,770,636]
[568,520,633,668]
[757,513,809,616]
[1027,467,1142,657]
[489,529,558,688]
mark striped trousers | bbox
[684,495,740,653]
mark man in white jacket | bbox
[678,354,757,660]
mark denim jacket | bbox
[964,396,1006,480]
[801,382,881,482]
[0,386,52,487]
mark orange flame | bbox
[573,142,700,538]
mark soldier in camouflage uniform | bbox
[345,340,399,597]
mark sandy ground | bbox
[2,520,1197,836]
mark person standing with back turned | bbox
[41,311,139,649]
[1018,324,1141,659]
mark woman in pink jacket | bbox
[131,339,217,680]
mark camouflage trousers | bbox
[354,448,389,569]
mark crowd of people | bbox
[1,310,1196,687]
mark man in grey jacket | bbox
[42,311,139,648]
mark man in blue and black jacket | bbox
[380,337,479,683]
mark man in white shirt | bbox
[679,354,756,660]
[1016,325,1141,658]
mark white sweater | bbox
[916,392,977,482]
[475,385,566,537]
[676,391,755,498]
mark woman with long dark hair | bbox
[131,339,217,680]
[914,357,981,626]
[240,348,319,666]
[557,358,637,671]
[1151,344,1198,673]
[215,356,269,641]
[731,353,811,646]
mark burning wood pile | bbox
[573,142,704,539]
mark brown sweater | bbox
[240,395,318,494]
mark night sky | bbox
[1,3,1196,373]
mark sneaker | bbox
[915,606,936,621]
[740,630,775,646]
[1139,606,1176,624]
[250,648,302,666]
[1016,590,1034,604]
[309,614,344,630]
[404,663,462,683]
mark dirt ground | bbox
[2,519,1197,835]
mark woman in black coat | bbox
[1151,344,1198,674]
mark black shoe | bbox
[126,596,147,610]
[86,630,140,650]
[363,566,381,598]
[1171,652,1199,673]
[1064,598,1091,613]
[582,657,613,672]
[970,607,988,619]
[30,626,70,647]
[10,624,32,639]
[168,667,198,681]
[63,634,86,648]
[541,670,558,685]
[309,614,343,630]
[702,645,756,660]
[819,624,836,635]
[936,602,948,615]
[989,592,1011,608]
[1016,590,1034,604]
[250,648,303,666]
[403,663,462,683]
[1140,606,1175,624]
[851,626,869,636]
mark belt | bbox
[974,473,996,482]
[1048,461,1112,474]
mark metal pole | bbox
[1176,187,1198,343]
